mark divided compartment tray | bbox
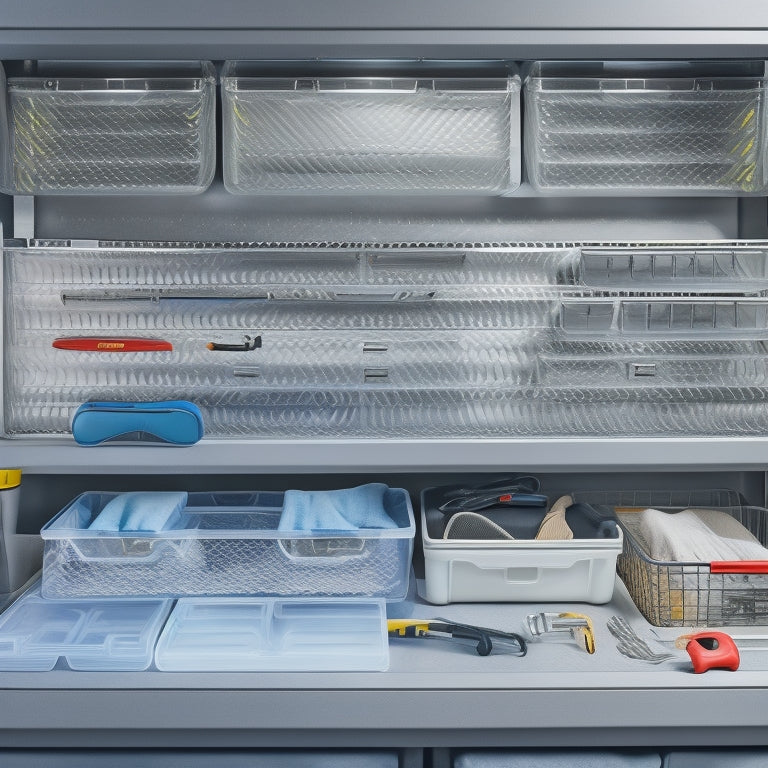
[524,60,768,195]
[419,487,623,605]
[0,61,217,195]
[154,597,389,672]
[221,63,520,195]
[579,246,768,291]
[571,489,768,627]
[0,582,171,671]
[560,297,768,338]
[39,489,415,600]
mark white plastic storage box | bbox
[524,60,768,195]
[0,582,171,671]
[222,62,520,195]
[40,489,415,600]
[419,488,622,605]
[154,597,389,672]
[0,61,216,195]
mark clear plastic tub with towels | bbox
[40,486,414,601]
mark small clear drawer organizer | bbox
[524,60,768,195]
[0,61,216,195]
[222,62,520,195]
[7,237,768,438]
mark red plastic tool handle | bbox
[710,560,768,574]
[53,337,173,352]
[684,632,740,674]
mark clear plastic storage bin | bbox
[40,489,415,600]
[524,61,768,195]
[1,61,216,195]
[0,582,171,671]
[154,598,389,672]
[222,63,520,195]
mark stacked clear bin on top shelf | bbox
[221,63,521,195]
[0,61,217,195]
[524,60,768,195]
[7,237,768,439]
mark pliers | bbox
[388,618,527,657]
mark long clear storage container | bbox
[154,598,389,672]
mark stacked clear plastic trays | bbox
[6,239,768,439]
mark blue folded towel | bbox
[88,491,188,532]
[278,483,398,532]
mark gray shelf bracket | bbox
[13,196,34,241]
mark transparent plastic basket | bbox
[222,64,520,195]
[524,61,768,195]
[2,61,216,195]
[40,489,415,601]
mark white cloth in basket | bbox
[638,507,768,563]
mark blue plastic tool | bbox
[71,401,204,446]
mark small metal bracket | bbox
[364,367,389,383]
[629,362,657,378]
[362,342,388,353]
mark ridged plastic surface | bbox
[223,74,519,195]
[4,64,216,195]
[155,598,389,672]
[7,241,768,438]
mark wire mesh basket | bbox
[573,489,768,626]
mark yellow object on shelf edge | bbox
[0,469,22,489]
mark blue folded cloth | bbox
[88,491,188,532]
[278,483,398,532]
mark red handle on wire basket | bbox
[710,561,768,574]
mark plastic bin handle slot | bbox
[710,560,768,574]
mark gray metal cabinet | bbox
[1,2,768,757]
